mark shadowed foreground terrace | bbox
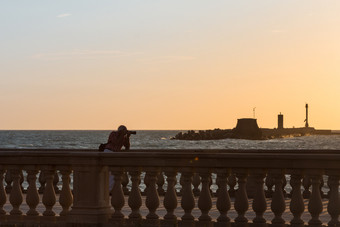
[1,149,340,227]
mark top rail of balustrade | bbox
[1,149,340,170]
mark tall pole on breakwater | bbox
[305,103,309,127]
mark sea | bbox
[1,130,340,150]
[1,130,340,192]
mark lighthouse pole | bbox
[305,103,309,128]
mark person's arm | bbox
[123,136,130,150]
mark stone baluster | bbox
[59,168,73,216]
[209,174,213,196]
[252,169,267,226]
[246,174,257,199]
[307,170,323,227]
[26,168,40,216]
[128,169,142,224]
[326,170,340,227]
[42,167,56,216]
[179,174,184,196]
[145,168,160,226]
[144,172,150,195]
[234,169,249,226]
[157,172,165,196]
[180,168,195,226]
[53,172,60,193]
[227,174,236,197]
[5,170,12,193]
[216,168,231,225]
[164,169,178,226]
[122,172,129,195]
[198,169,212,225]
[9,168,23,216]
[270,170,286,227]
[193,173,201,196]
[19,171,25,193]
[38,171,46,193]
[110,168,125,225]
[0,168,6,215]
[303,176,312,199]
[265,173,274,198]
[289,170,305,227]
[282,175,287,197]
[319,177,325,198]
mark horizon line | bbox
[1,128,339,131]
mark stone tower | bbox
[278,113,283,129]
[234,118,262,139]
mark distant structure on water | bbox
[305,103,309,127]
[234,118,262,140]
[173,103,339,140]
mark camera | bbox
[127,130,137,135]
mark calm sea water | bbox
[1,130,340,150]
[1,130,339,192]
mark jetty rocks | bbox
[173,129,234,140]
[173,118,262,140]
[172,118,336,140]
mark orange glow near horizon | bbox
[1,1,340,130]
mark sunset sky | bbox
[1,1,340,130]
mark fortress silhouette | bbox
[173,104,338,140]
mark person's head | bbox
[117,125,128,136]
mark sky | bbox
[1,1,340,130]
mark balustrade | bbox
[128,168,143,223]
[26,167,39,216]
[110,168,125,226]
[326,170,340,227]
[1,149,340,227]
[163,168,178,226]
[234,169,249,226]
[289,169,305,227]
[308,170,324,227]
[59,167,73,216]
[192,173,201,196]
[198,168,212,225]
[0,167,6,216]
[180,168,195,226]
[270,169,286,227]
[251,169,267,226]
[216,168,231,226]
[227,173,237,197]
[145,168,161,226]
[9,168,23,216]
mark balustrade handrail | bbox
[1,149,340,169]
[1,149,340,227]
[2,148,340,153]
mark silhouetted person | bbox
[104,125,131,191]
[104,125,130,152]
